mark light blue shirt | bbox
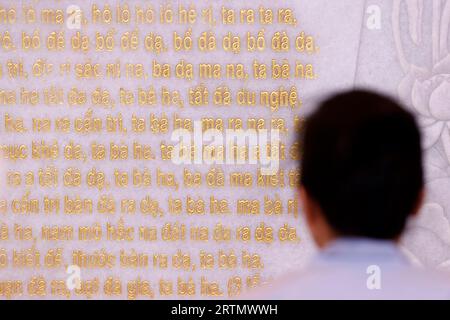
[249,238,450,300]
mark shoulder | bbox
[242,265,450,300]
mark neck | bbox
[323,235,399,248]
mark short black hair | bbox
[300,90,423,239]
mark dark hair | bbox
[299,90,424,239]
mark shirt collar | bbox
[311,237,410,267]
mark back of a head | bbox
[300,90,424,240]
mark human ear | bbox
[299,186,315,225]
[411,188,425,217]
